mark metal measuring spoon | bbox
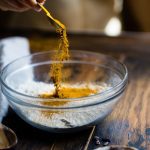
[0,124,17,149]
[37,3,65,30]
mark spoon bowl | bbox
[0,124,17,149]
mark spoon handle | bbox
[37,3,65,30]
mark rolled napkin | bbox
[0,37,30,122]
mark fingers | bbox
[0,0,46,12]
[20,0,46,12]
[18,0,39,11]
[0,0,29,12]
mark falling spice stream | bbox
[38,3,69,97]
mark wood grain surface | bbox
[0,30,150,150]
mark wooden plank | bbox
[88,53,150,150]
[0,30,150,150]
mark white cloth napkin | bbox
[0,37,30,122]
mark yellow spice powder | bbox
[50,27,69,97]
[39,86,97,117]
[38,5,97,102]
[39,87,97,101]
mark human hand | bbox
[0,0,46,12]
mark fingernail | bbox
[36,0,45,3]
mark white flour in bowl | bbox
[13,81,119,129]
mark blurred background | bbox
[0,0,150,36]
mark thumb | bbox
[34,0,46,11]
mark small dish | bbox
[94,145,138,150]
[0,124,17,149]
[1,50,128,133]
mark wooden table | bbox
[0,30,150,150]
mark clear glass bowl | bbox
[1,50,128,133]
